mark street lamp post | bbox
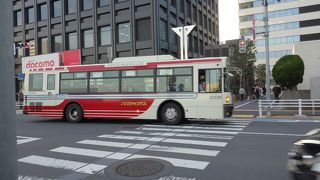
[263,0,271,116]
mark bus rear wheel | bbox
[65,103,84,123]
[160,103,183,125]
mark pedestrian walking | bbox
[255,85,261,100]
[239,87,245,101]
[273,85,281,101]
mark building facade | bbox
[204,39,239,57]
[239,0,320,66]
[13,0,220,92]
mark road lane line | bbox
[235,100,254,109]
[77,140,132,148]
[127,154,209,170]
[137,127,239,134]
[18,175,54,180]
[146,145,220,156]
[50,147,113,158]
[142,124,243,131]
[239,131,304,137]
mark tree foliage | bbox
[228,40,256,94]
[254,64,266,87]
[272,55,304,90]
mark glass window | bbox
[121,77,154,93]
[14,10,22,26]
[104,71,119,77]
[174,67,192,75]
[118,22,131,43]
[47,74,55,90]
[83,29,94,48]
[157,67,193,92]
[39,4,48,21]
[29,74,43,91]
[53,0,62,17]
[90,79,119,93]
[137,69,154,76]
[82,0,93,10]
[136,18,151,41]
[117,0,128,3]
[99,0,110,6]
[52,35,62,52]
[160,20,167,41]
[26,7,34,24]
[67,0,77,14]
[100,26,111,46]
[39,37,48,54]
[199,69,222,93]
[60,72,88,94]
[67,32,78,50]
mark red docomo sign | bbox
[26,60,55,69]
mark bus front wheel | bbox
[65,103,84,123]
[160,103,183,125]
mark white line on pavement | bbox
[235,100,254,109]
[146,145,220,156]
[50,147,113,158]
[137,127,239,135]
[18,175,55,180]
[77,140,132,148]
[17,136,41,145]
[239,131,304,137]
[142,124,243,131]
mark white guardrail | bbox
[258,99,320,117]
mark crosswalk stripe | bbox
[115,130,234,140]
[127,155,209,170]
[137,127,239,135]
[142,124,243,131]
[50,147,113,158]
[98,134,227,147]
[18,155,107,175]
[18,175,54,180]
[77,140,132,148]
[146,145,219,156]
[18,155,86,171]
[17,136,41,145]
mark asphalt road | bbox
[16,114,320,180]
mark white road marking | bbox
[18,175,54,180]
[77,140,132,148]
[17,136,41,145]
[18,155,87,171]
[156,176,196,180]
[127,154,209,170]
[163,138,227,147]
[235,100,254,109]
[97,134,227,147]
[137,127,239,134]
[142,124,243,131]
[115,130,234,140]
[105,152,132,160]
[146,145,219,156]
[240,131,304,137]
[50,147,113,158]
[75,164,107,174]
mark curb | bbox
[232,114,256,118]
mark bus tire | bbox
[65,103,84,123]
[160,103,183,125]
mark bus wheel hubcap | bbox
[70,108,79,119]
[165,108,177,121]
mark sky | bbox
[219,0,240,43]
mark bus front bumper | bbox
[224,104,234,117]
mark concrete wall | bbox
[311,76,320,99]
[294,40,320,91]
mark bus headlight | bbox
[225,96,231,104]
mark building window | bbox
[52,0,62,18]
[118,22,131,43]
[82,0,93,10]
[25,7,34,24]
[117,0,128,3]
[171,0,176,7]
[83,29,94,48]
[67,32,78,50]
[38,4,48,21]
[99,26,111,46]
[14,10,22,26]
[99,0,110,7]
[52,35,63,52]
[160,20,167,41]
[39,37,48,54]
[136,18,151,41]
[179,0,184,13]
[67,0,77,14]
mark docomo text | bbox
[26,60,56,69]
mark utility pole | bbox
[263,0,271,116]
[0,0,17,179]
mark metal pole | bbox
[263,0,271,116]
[0,0,17,179]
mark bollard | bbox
[298,99,302,116]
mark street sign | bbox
[239,39,247,54]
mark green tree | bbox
[254,64,266,86]
[228,40,256,95]
[272,55,304,90]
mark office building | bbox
[239,0,320,66]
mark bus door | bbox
[197,69,224,119]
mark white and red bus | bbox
[23,55,233,125]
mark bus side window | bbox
[47,74,55,90]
